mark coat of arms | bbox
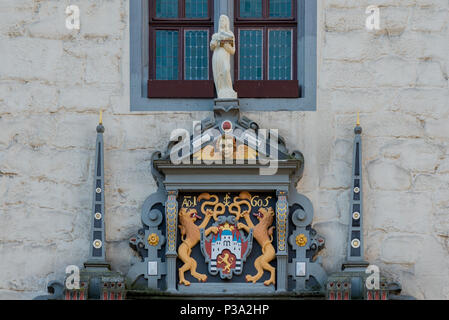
[201,216,253,279]
[177,191,276,286]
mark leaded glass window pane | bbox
[185,30,209,80]
[240,0,262,18]
[269,0,292,18]
[156,0,178,18]
[185,0,208,18]
[239,30,263,80]
[156,30,179,80]
[268,29,292,80]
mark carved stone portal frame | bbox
[126,106,327,298]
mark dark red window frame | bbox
[148,0,215,98]
[234,0,299,98]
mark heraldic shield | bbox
[201,216,253,279]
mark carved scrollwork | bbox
[127,189,167,289]
[288,189,327,293]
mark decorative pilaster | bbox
[325,114,409,300]
[84,111,109,269]
[35,112,126,300]
[165,190,179,292]
[77,112,125,300]
[342,114,369,271]
[276,190,288,292]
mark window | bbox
[148,0,214,98]
[234,0,299,98]
[130,0,317,111]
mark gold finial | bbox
[356,111,360,127]
[99,109,103,125]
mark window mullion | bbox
[263,0,269,19]
[179,0,184,19]
[179,26,183,80]
[263,27,268,80]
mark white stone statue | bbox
[210,15,238,99]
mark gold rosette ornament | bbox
[147,233,159,246]
[296,234,308,247]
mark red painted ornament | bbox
[222,121,232,132]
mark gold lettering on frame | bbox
[181,196,197,208]
[250,195,273,207]
[182,193,272,210]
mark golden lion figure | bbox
[178,192,225,286]
[217,252,235,273]
[238,207,276,286]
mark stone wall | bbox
[0,0,448,299]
